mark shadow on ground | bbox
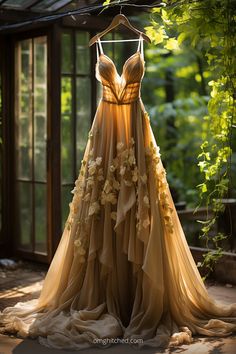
[1,334,236,354]
[0,261,236,354]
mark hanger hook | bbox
[120,5,123,14]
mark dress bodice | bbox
[95,35,145,105]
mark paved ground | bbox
[0,260,236,354]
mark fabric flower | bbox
[140,174,147,184]
[124,179,133,187]
[130,137,135,145]
[142,218,150,228]
[74,238,81,247]
[83,193,91,202]
[128,154,135,165]
[132,168,138,182]
[112,157,119,168]
[117,142,124,150]
[101,192,117,205]
[143,195,150,207]
[74,239,86,256]
[104,180,112,193]
[110,165,116,173]
[95,157,102,166]
[87,177,94,187]
[113,179,120,190]
[89,148,94,157]
[71,187,77,194]
[88,162,96,175]
[69,202,78,214]
[88,201,100,216]
[165,223,174,234]
[110,212,117,220]
[120,166,126,176]
[144,112,150,121]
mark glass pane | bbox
[2,0,29,8]
[76,77,91,172]
[34,36,47,181]
[35,183,47,254]
[18,182,32,251]
[61,185,73,229]
[0,70,2,234]
[15,36,48,257]
[61,77,74,183]
[100,32,113,60]
[15,39,32,179]
[61,33,73,73]
[76,32,90,74]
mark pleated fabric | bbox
[0,35,236,351]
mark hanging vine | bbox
[103,0,236,277]
[145,0,236,277]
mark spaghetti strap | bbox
[96,37,104,62]
[137,34,144,59]
[98,37,104,54]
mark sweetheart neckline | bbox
[98,52,145,80]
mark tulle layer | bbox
[1,98,236,350]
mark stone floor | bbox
[0,260,236,354]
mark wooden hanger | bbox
[89,14,151,46]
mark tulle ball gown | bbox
[1,34,236,351]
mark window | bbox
[15,36,48,255]
[0,65,2,238]
[61,30,92,227]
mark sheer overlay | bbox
[0,35,236,351]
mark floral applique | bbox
[144,111,150,122]
[145,140,174,234]
[67,148,105,260]
[68,134,166,259]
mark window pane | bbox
[76,32,90,74]
[34,36,47,181]
[61,77,74,183]
[35,183,47,254]
[62,33,73,73]
[15,39,32,179]
[17,182,32,251]
[0,70,2,234]
[15,36,48,258]
[2,0,29,8]
[61,185,73,229]
[76,77,91,172]
[100,32,113,60]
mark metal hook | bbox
[120,5,123,14]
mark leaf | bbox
[145,25,168,44]
[197,183,207,193]
[161,9,172,24]
[177,32,187,45]
[164,38,180,51]
[152,7,162,13]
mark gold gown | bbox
[1,35,236,350]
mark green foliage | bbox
[142,31,211,206]
[148,0,236,274]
